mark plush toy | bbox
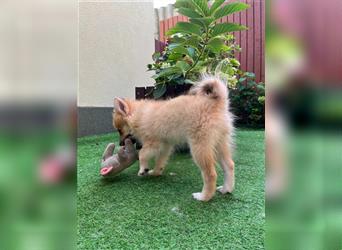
[100,138,138,177]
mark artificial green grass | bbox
[77,129,265,249]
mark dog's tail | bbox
[189,75,228,103]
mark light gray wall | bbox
[78,1,155,108]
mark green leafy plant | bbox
[229,72,265,127]
[147,0,250,98]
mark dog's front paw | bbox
[148,169,162,176]
[192,192,210,202]
[137,168,149,176]
[217,185,233,194]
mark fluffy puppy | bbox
[113,76,235,201]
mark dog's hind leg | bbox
[216,140,235,194]
[190,142,217,201]
[148,144,173,176]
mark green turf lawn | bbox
[77,129,265,249]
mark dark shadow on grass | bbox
[98,174,130,185]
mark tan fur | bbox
[113,77,235,201]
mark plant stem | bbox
[184,31,210,79]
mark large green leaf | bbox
[175,0,195,9]
[213,2,249,20]
[153,67,182,79]
[245,72,256,78]
[170,36,186,43]
[187,47,196,58]
[191,0,210,16]
[168,53,184,61]
[153,84,167,99]
[182,35,201,49]
[177,7,202,18]
[230,58,240,67]
[176,61,191,75]
[211,23,247,36]
[166,22,202,36]
[168,43,182,50]
[171,45,189,55]
[169,43,195,61]
[239,77,247,83]
[209,0,225,14]
[190,17,214,29]
[207,37,226,53]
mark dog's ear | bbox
[114,97,130,116]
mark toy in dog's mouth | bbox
[100,166,113,176]
[119,134,136,146]
[120,135,142,150]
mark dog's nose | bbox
[119,140,124,146]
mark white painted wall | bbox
[78,1,155,107]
